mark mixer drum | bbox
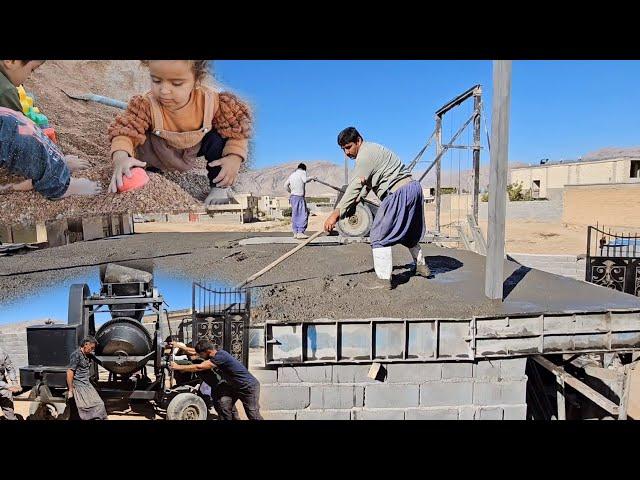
[95,317,153,375]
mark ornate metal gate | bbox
[585,226,640,296]
[191,283,251,367]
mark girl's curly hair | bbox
[140,60,212,84]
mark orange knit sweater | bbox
[108,88,252,161]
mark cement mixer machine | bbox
[18,264,211,420]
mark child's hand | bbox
[208,154,243,188]
[109,151,146,193]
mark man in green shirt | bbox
[324,127,430,290]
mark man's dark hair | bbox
[337,127,362,147]
[297,163,307,171]
[195,339,218,353]
[80,336,97,347]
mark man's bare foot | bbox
[204,186,234,206]
[64,155,92,172]
[61,178,102,198]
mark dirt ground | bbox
[479,220,588,255]
[8,399,254,421]
[138,213,594,256]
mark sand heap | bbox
[0,61,209,224]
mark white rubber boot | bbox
[409,244,431,277]
[371,247,393,289]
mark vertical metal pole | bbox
[435,116,443,233]
[473,87,482,223]
[344,153,349,185]
[485,60,512,300]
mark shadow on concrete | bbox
[503,265,532,300]
[393,256,464,287]
[425,256,464,276]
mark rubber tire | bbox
[336,203,374,238]
[166,393,208,421]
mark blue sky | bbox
[215,60,640,170]
[0,270,229,326]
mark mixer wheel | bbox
[166,393,208,420]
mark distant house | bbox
[259,196,290,219]
[204,193,259,224]
[510,156,640,199]
[234,193,260,213]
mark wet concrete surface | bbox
[1,232,639,323]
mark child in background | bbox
[0,60,100,198]
[107,60,252,204]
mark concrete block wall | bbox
[0,321,43,369]
[140,214,169,223]
[252,358,528,420]
[478,192,563,222]
[508,253,586,281]
[138,211,245,225]
[167,213,191,223]
[563,183,640,228]
[199,213,243,225]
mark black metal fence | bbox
[191,283,251,366]
[586,225,640,296]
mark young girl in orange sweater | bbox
[107,60,252,204]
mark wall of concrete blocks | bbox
[167,213,191,223]
[508,253,586,281]
[478,189,564,222]
[0,321,42,370]
[199,213,243,225]
[139,214,169,223]
[251,358,528,420]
